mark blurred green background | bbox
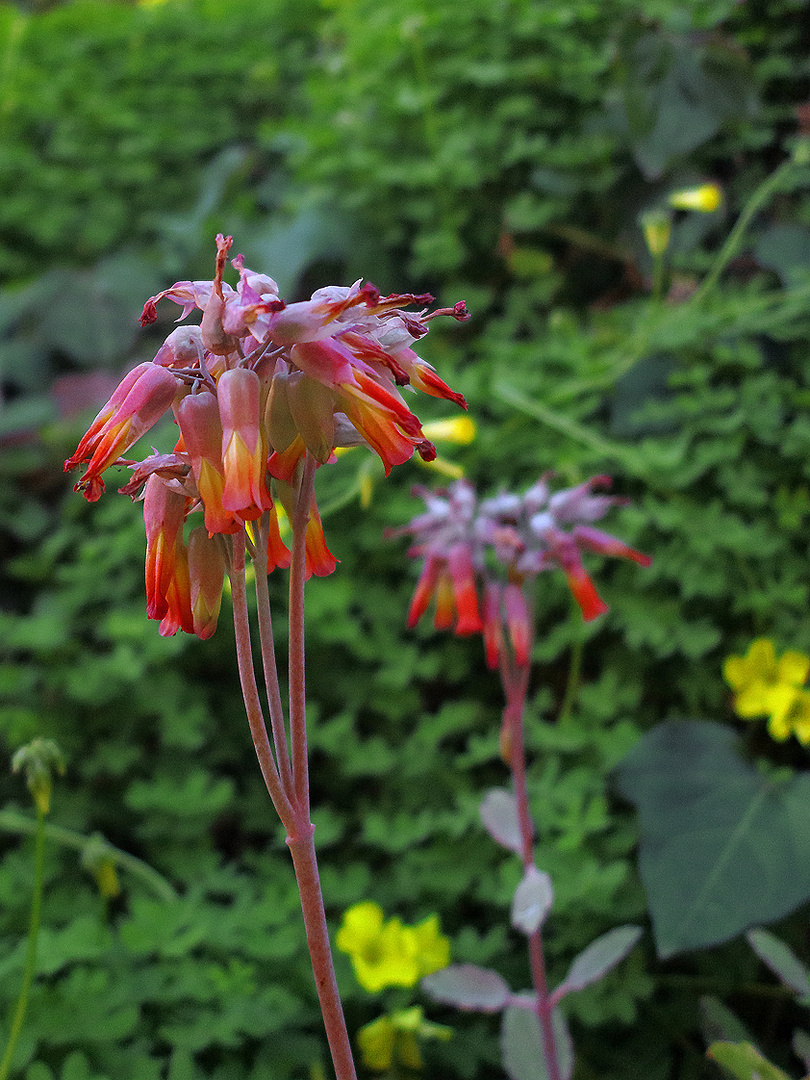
[1,0,810,1077]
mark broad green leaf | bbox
[501,1005,573,1080]
[707,1041,793,1080]
[747,928,810,996]
[422,965,510,1012]
[555,925,643,997]
[614,721,810,957]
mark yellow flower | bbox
[723,638,810,718]
[767,686,810,744]
[421,416,476,445]
[405,915,451,978]
[357,1008,453,1072]
[336,902,420,992]
[337,904,452,992]
[668,183,723,213]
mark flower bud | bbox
[188,528,226,639]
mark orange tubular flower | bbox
[218,368,274,518]
[64,363,177,501]
[65,237,467,636]
[143,475,194,636]
[176,392,242,536]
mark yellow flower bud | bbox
[668,183,723,213]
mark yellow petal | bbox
[358,1016,395,1071]
[777,650,810,687]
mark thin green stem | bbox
[288,456,317,813]
[252,518,295,801]
[557,633,584,726]
[229,532,297,835]
[0,811,176,901]
[0,804,47,1080]
[690,159,796,308]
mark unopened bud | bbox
[12,738,65,815]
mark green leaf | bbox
[422,964,511,1012]
[614,721,810,957]
[707,1041,793,1080]
[555,925,643,996]
[501,1005,573,1080]
[746,928,810,996]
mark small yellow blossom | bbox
[336,902,419,991]
[421,416,476,445]
[336,903,451,992]
[668,183,723,213]
[357,1008,452,1072]
[724,638,810,744]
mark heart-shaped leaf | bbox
[614,721,810,958]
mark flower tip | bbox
[139,299,158,326]
[452,300,470,321]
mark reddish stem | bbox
[502,649,562,1080]
[287,826,358,1080]
[229,533,296,834]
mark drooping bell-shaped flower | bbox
[218,368,274,519]
[143,475,194,636]
[188,528,227,640]
[64,363,177,501]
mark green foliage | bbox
[1,0,810,1077]
[615,721,810,958]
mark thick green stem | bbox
[0,804,47,1080]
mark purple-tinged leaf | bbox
[422,964,510,1012]
[480,788,524,853]
[501,1003,573,1080]
[747,928,810,997]
[555,925,642,998]
[511,866,553,936]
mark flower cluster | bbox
[64,235,468,639]
[723,638,810,744]
[335,901,450,993]
[394,476,651,669]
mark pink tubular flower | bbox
[397,475,650,665]
[66,236,467,635]
[64,363,177,501]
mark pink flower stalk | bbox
[397,476,650,669]
[64,235,468,636]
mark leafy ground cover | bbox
[1,0,810,1077]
